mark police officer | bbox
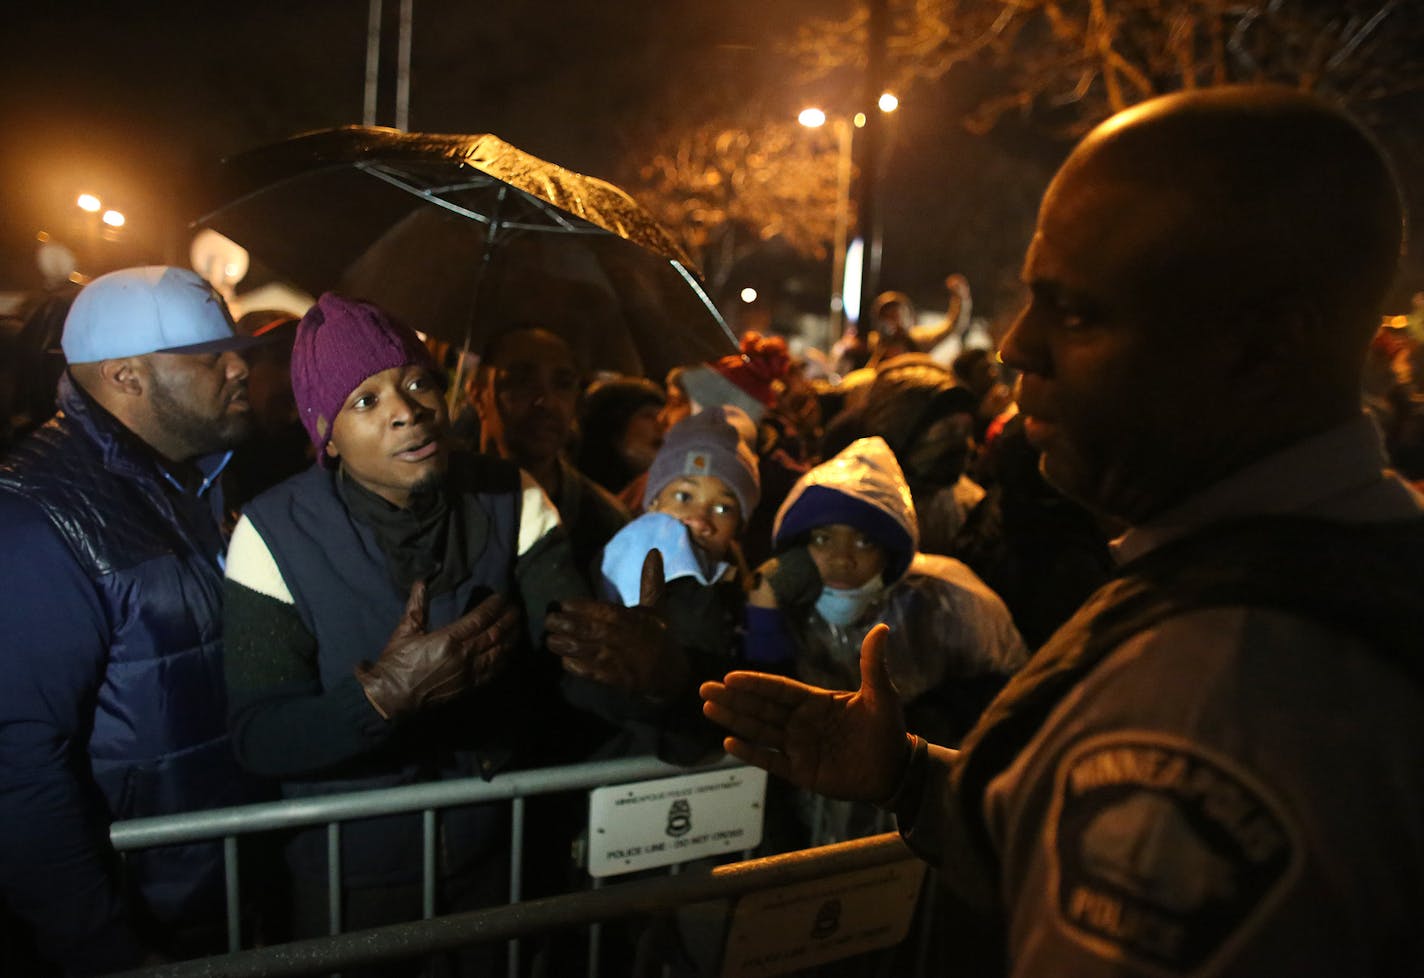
[702,86,1424,976]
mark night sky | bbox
[0,2,835,285]
[3,2,1421,319]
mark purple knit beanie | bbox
[290,292,441,465]
[643,405,761,519]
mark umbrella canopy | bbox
[195,127,737,379]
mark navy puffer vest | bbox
[242,455,528,886]
[0,374,257,925]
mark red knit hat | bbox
[712,332,790,406]
[679,332,790,422]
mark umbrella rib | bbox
[356,162,493,225]
[417,169,583,232]
[671,260,738,345]
[358,163,602,235]
[539,207,580,231]
[420,179,495,195]
[495,221,608,235]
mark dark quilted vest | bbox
[941,515,1424,915]
[0,375,256,925]
[242,455,527,886]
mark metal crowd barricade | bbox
[110,832,923,978]
[109,755,936,977]
[110,755,742,967]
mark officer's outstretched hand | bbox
[700,623,911,803]
[356,582,521,721]
[545,550,689,701]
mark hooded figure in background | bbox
[574,375,666,506]
[824,360,985,557]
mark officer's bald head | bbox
[1001,87,1406,522]
[1046,86,1402,363]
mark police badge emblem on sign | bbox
[1047,732,1302,974]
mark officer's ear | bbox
[1225,300,1326,389]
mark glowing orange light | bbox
[797,108,827,129]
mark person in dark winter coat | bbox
[470,324,629,581]
[222,295,601,967]
[0,266,265,973]
[950,413,1114,649]
[574,375,666,503]
[826,360,985,556]
[221,311,312,510]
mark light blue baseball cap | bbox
[62,266,259,364]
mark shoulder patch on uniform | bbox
[1046,731,1302,976]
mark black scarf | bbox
[337,467,475,596]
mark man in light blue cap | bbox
[0,266,267,972]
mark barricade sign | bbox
[719,858,926,978]
[587,766,767,877]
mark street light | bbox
[797,108,827,129]
[798,92,898,349]
[74,193,118,270]
[798,109,853,349]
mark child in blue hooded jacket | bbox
[746,436,1026,747]
[745,436,1026,843]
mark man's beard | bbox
[408,463,448,500]
[149,376,254,458]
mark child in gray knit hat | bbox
[595,405,761,763]
[601,406,760,602]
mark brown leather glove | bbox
[545,549,688,701]
[356,581,521,721]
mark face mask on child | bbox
[815,574,886,627]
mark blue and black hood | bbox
[772,436,919,583]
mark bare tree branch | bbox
[620,117,851,293]
[785,0,1424,136]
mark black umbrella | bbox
[195,126,737,379]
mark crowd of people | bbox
[0,259,1051,975]
[1,84,1422,977]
